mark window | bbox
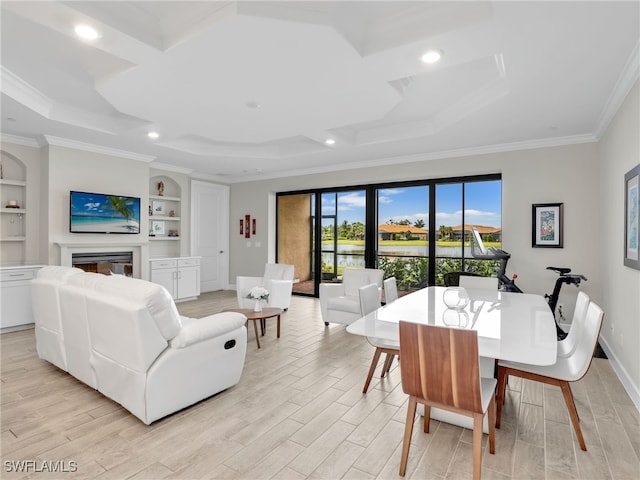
[277,175,501,296]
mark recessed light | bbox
[325,138,336,146]
[147,131,159,139]
[421,49,443,64]
[74,24,100,40]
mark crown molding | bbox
[1,67,52,118]
[593,40,640,139]
[226,133,598,183]
[43,135,156,162]
[150,162,194,174]
[0,133,42,148]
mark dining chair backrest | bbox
[383,277,398,304]
[359,283,381,316]
[399,322,483,413]
[566,301,604,380]
[557,291,589,358]
[459,276,498,290]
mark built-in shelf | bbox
[149,194,180,202]
[149,176,182,258]
[0,179,27,187]
[149,237,180,241]
[1,154,27,264]
[149,215,180,221]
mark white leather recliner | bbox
[319,268,384,326]
[31,266,84,372]
[32,266,248,425]
[236,263,295,310]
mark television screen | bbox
[70,191,141,234]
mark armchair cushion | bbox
[326,296,361,314]
[236,264,294,310]
[320,268,384,326]
[171,313,247,349]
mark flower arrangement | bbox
[247,286,269,302]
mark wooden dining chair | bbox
[398,322,496,479]
[496,301,604,451]
[360,283,400,394]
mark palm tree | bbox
[414,219,425,229]
[105,196,135,223]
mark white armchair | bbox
[319,268,384,326]
[236,263,295,310]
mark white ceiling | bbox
[1,1,639,182]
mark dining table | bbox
[346,285,558,431]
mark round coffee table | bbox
[223,307,283,348]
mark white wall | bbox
[597,79,640,404]
[46,145,151,277]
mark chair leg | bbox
[380,353,393,377]
[423,405,431,433]
[496,366,508,428]
[399,396,418,477]
[472,413,484,480]
[363,348,382,394]
[560,381,587,451]
[488,394,496,454]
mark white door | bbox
[191,181,229,292]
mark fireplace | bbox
[57,243,144,279]
[72,252,133,276]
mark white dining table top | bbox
[346,286,557,366]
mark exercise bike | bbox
[469,228,587,340]
[544,267,587,340]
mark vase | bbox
[254,299,262,312]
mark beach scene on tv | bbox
[70,192,141,234]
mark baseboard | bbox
[598,336,640,411]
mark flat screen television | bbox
[70,191,141,234]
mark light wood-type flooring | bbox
[2,291,639,479]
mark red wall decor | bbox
[252,218,256,235]
[245,214,251,238]
[239,219,244,235]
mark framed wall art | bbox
[624,164,639,270]
[532,203,563,248]
[152,200,166,216]
[152,220,165,236]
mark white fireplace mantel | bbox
[57,242,147,279]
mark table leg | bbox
[277,314,281,338]
[251,319,261,348]
[260,318,266,336]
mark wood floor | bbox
[2,291,639,479]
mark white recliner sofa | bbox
[236,263,295,310]
[32,266,248,425]
[319,268,384,326]
[31,266,85,373]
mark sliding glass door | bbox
[376,185,429,291]
[277,174,501,296]
[320,190,367,282]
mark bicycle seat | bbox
[547,266,571,275]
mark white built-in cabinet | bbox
[0,265,44,331]
[149,257,200,301]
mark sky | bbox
[321,180,502,228]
